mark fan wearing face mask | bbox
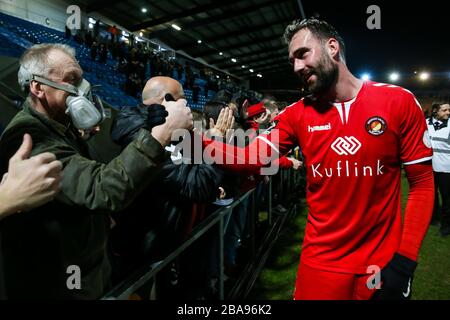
[0,43,193,299]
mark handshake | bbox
[146,96,193,147]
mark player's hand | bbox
[372,253,417,300]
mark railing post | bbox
[268,177,272,225]
[218,210,225,300]
[287,169,292,202]
[249,192,256,259]
[279,170,284,204]
[101,189,259,300]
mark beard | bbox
[299,53,339,96]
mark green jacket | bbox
[0,100,168,299]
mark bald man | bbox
[111,76,186,149]
[142,76,185,104]
[108,77,222,290]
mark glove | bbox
[372,253,417,300]
[145,103,168,130]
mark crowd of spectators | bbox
[0,41,301,300]
[65,21,249,102]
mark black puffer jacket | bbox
[111,104,149,149]
[109,105,224,281]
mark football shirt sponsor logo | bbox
[311,136,385,178]
[331,136,361,155]
[311,160,384,178]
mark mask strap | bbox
[32,75,79,95]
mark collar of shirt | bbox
[432,117,448,130]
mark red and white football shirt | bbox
[262,81,432,273]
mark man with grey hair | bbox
[203,18,434,300]
[0,43,192,299]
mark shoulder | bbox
[0,108,79,163]
[365,82,420,106]
[365,82,424,120]
[1,110,47,144]
[0,110,43,169]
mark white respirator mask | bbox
[21,67,105,139]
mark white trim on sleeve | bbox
[256,135,280,154]
[403,156,433,165]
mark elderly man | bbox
[0,44,192,299]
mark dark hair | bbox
[431,101,450,115]
[283,18,346,62]
[204,101,228,129]
[191,109,205,122]
[210,89,232,105]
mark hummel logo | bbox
[308,123,331,132]
[331,136,362,155]
[403,278,411,297]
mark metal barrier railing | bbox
[102,168,302,300]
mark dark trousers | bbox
[434,171,450,227]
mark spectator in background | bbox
[427,101,450,236]
[124,72,142,98]
[85,30,93,48]
[111,41,120,61]
[90,41,98,61]
[75,25,87,45]
[175,62,183,80]
[64,24,71,39]
[98,43,108,63]
[245,102,269,133]
[110,76,222,299]
[262,98,280,124]
[185,64,193,89]
[93,20,100,40]
[192,76,200,104]
[108,25,119,43]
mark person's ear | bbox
[326,38,340,61]
[29,81,45,99]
